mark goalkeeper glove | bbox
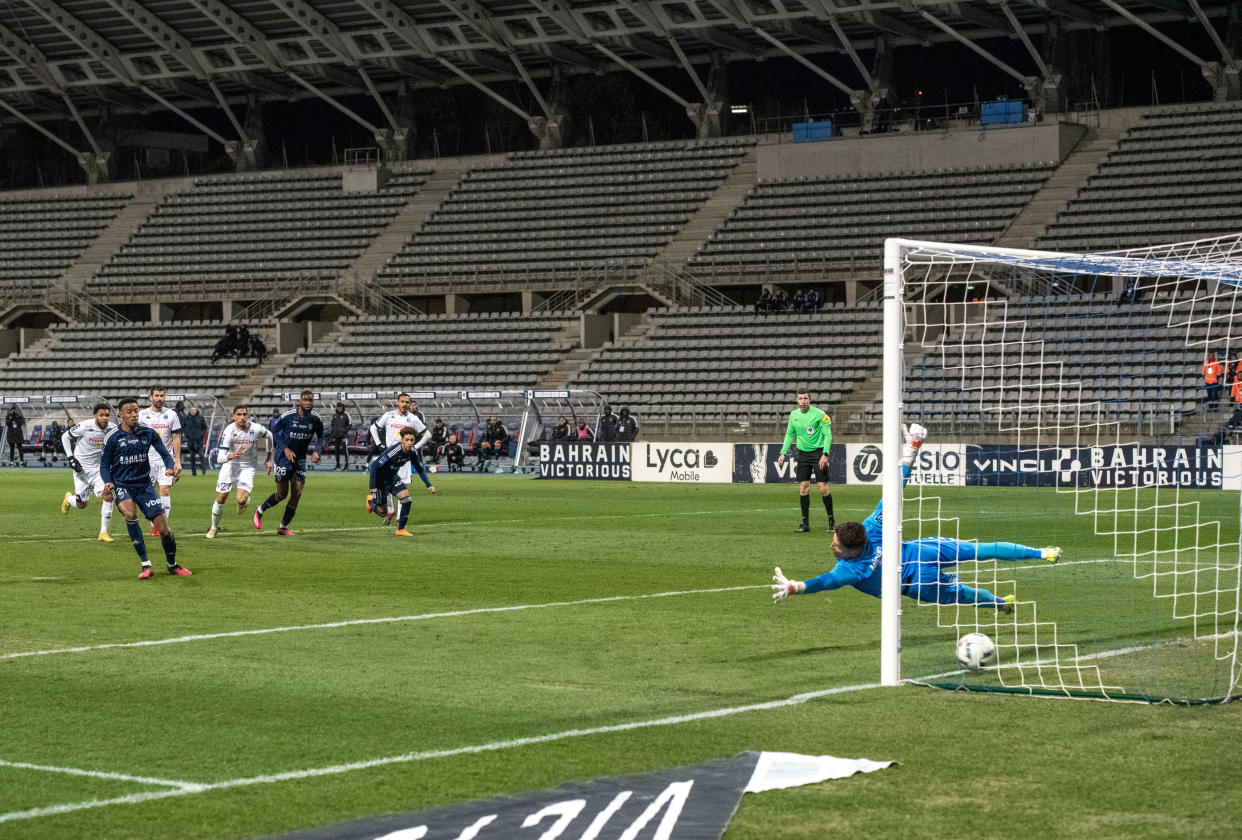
[771,566,805,602]
[67,455,83,473]
[901,422,928,467]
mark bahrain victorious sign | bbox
[266,752,893,840]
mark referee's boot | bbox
[796,520,811,533]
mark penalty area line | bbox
[1,585,766,661]
[0,681,883,825]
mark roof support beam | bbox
[20,0,134,83]
[100,0,209,77]
[750,25,857,97]
[1186,0,1234,62]
[0,94,81,156]
[1095,0,1206,66]
[1001,3,1050,77]
[0,21,61,91]
[136,83,231,144]
[434,57,532,121]
[919,10,1030,83]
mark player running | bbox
[777,389,835,533]
[770,424,1060,611]
[254,389,323,536]
[59,401,118,541]
[138,385,182,535]
[367,427,436,536]
[207,406,273,539]
[101,398,191,580]
[370,393,431,525]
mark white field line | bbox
[1,585,765,661]
[0,681,883,825]
[1,506,794,545]
[0,759,198,790]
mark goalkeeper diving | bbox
[771,424,1060,612]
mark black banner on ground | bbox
[266,754,760,840]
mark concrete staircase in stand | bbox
[994,109,1147,250]
[345,159,480,282]
[640,147,759,275]
[217,353,294,410]
[59,178,193,291]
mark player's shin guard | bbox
[161,533,177,566]
[975,541,1043,561]
[397,499,411,530]
[799,494,810,522]
[125,519,150,565]
[211,500,223,529]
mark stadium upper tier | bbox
[0,319,269,398]
[569,304,882,422]
[1038,101,1242,251]
[376,139,754,288]
[0,191,131,295]
[246,312,580,418]
[687,163,1055,279]
[85,166,430,297]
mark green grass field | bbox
[2,469,1241,839]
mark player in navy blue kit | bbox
[253,389,324,536]
[368,427,436,536]
[100,398,192,580]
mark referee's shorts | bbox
[793,448,829,483]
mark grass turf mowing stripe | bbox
[1,585,765,660]
[0,682,884,826]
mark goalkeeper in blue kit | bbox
[771,424,1061,611]
[368,427,436,536]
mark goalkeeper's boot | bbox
[999,594,1016,615]
[138,566,153,580]
[61,491,74,514]
[1041,546,1062,564]
[796,520,811,533]
[168,563,192,576]
[98,531,114,542]
[206,527,217,539]
[395,528,413,537]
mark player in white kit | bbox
[59,401,118,541]
[138,385,182,535]
[369,393,430,524]
[207,405,273,539]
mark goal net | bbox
[881,234,1242,703]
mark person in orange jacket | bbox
[1203,353,1223,407]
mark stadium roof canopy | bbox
[0,0,1237,154]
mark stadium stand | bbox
[86,166,432,297]
[377,139,755,288]
[1038,101,1242,251]
[686,163,1055,279]
[0,190,132,295]
[888,293,1212,433]
[569,304,882,423]
[247,312,580,417]
[0,319,271,398]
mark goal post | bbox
[881,234,1242,703]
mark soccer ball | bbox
[955,632,996,670]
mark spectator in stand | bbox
[247,331,268,363]
[330,403,352,471]
[615,408,639,442]
[1231,377,1242,428]
[443,433,465,472]
[792,289,806,313]
[755,288,773,315]
[409,399,426,425]
[772,288,789,312]
[597,406,619,442]
[1204,352,1224,407]
[5,404,26,465]
[428,418,448,463]
[551,415,571,440]
[181,404,209,476]
[801,288,820,313]
[576,419,594,441]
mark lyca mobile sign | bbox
[632,442,733,483]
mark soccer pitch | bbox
[2,470,1240,839]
